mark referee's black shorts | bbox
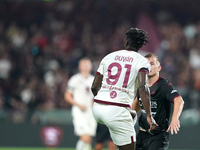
[136,129,169,150]
[95,123,112,143]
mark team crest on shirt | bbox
[110,91,117,98]
[86,86,90,93]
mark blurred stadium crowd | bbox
[0,0,199,124]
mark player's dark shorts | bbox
[95,123,112,143]
[136,130,169,150]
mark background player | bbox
[132,53,184,150]
[64,58,97,150]
[91,27,158,150]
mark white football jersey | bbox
[67,73,97,136]
[67,73,94,109]
[94,50,150,106]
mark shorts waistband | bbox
[94,99,131,108]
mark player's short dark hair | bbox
[79,57,91,65]
[125,28,149,51]
[145,53,161,64]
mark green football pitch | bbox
[0,148,193,150]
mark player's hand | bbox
[78,104,86,111]
[147,116,158,132]
[167,118,180,135]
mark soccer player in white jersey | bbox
[91,28,158,150]
[65,58,97,150]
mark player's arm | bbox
[91,73,103,96]
[138,70,158,131]
[64,90,86,111]
[132,97,141,113]
[130,97,140,120]
[167,96,184,134]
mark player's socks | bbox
[76,140,85,150]
[76,140,91,150]
[83,143,92,150]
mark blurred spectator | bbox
[0,52,12,80]
[189,33,200,69]
[0,0,200,124]
[44,59,61,87]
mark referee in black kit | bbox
[132,53,184,150]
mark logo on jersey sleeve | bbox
[110,91,117,99]
[168,83,171,87]
[171,90,177,94]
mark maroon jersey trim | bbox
[152,76,162,86]
[139,68,149,74]
[96,72,100,75]
[94,99,131,108]
[131,136,134,143]
[172,95,181,103]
